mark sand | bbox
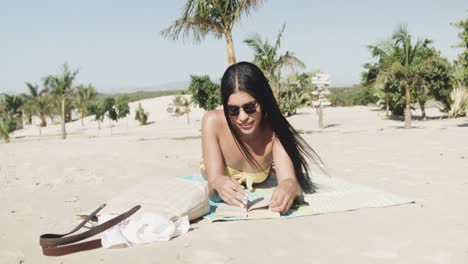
[1,95,467,264]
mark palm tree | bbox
[244,24,305,100]
[366,42,399,116]
[0,94,24,130]
[23,82,51,127]
[74,84,97,127]
[43,63,79,139]
[34,96,53,137]
[451,17,468,87]
[48,95,62,125]
[22,82,39,124]
[161,0,264,65]
[371,25,434,128]
[0,94,23,143]
[393,26,422,127]
[0,112,16,143]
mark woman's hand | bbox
[269,178,300,213]
[212,176,248,208]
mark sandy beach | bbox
[1,95,467,264]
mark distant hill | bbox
[329,84,360,89]
[100,80,190,94]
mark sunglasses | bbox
[227,101,259,117]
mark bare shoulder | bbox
[202,109,226,131]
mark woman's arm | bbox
[201,111,248,207]
[269,135,301,213]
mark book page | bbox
[215,203,247,217]
[247,195,272,211]
[215,193,280,218]
[247,209,281,219]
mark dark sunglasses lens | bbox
[227,102,257,116]
[228,106,240,116]
[243,103,257,114]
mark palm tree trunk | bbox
[386,96,390,117]
[61,97,66,139]
[419,100,426,120]
[40,112,46,127]
[81,112,84,128]
[404,85,411,129]
[225,33,236,65]
[318,104,324,128]
[15,115,23,130]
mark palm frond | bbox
[25,82,39,97]
[230,0,264,22]
[275,51,305,74]
[272,23,286,55]
[161,0,262,42]
[390,61,408,79]
[244,33,267,56]
[161,17,223,43]
[42,64,79,97]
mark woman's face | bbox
[226,91,262,136]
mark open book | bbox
[214,193,281,219]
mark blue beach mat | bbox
[177,174,415,222]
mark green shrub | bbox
[96,90,182,102]
[90,97,115,129]
[423,59,454,111]
[115,95,130,119]
[278,72,315,116]
[167,95,191,124]
[329,86,379,107]
[135,103,149,125]
[354,85,379,105]
[0,111,17,143]
[187,75,221,111]
[279,91,305,117]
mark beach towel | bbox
[177,174,415,222]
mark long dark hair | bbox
[221,61,323,194]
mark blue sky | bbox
[0,0,466,94]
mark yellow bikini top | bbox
[225,165,271,191]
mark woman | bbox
[201,61,322,214]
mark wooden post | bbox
[318,104,323,128]
[312,73,331,129]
